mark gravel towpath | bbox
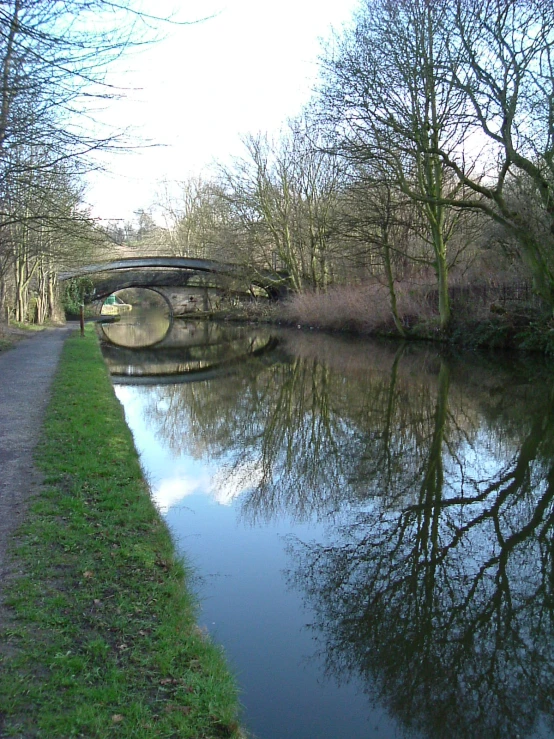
[0,326,76,598]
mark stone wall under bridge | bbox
[107,286,250,317]
[155,286,213,316]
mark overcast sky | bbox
[84,0,358,223]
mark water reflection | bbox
[105,323,554,739]
[286,368,554,739]
[101,307,171,348]
[101,318,279,382]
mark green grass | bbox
[0,326,244,738]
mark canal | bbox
[100,313,554,739]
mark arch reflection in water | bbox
[109,326,554,739]
[102,320,280,382]
[100,288,173,348]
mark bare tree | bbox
[0,0,197,321]
[434,0,554,310]
[157,178,233,260]
[218,118,343,291]
[319,0,468,328]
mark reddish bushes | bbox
[282,281,438,334]
[281,278,543,336]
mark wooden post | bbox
[80,304,85,336]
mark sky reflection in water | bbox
[106,323,554,739]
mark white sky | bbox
[84,0,358,223]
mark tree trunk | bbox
[383,236,405,337]
[0,276,6,323]
[433,232,450,330]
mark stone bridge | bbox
[59,257,290,315]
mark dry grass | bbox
[281,281,438,334]
[281,277,544,336]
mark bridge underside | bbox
[88,271,278,317]
[60,257,290,302]
[89,270,201,301]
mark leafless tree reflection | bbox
[286,377,554,739]
[139,327,554,737]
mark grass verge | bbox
[0,326,243,738]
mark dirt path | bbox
[0,325,76,598]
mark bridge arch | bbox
[100,287,174,349]
[103,285,174,318]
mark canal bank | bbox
[0,326,243,738]
[211,297,554,355]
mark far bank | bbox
[208,281,554,356]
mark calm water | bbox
[101,315,554,739]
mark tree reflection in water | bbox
[140,328,554,739]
